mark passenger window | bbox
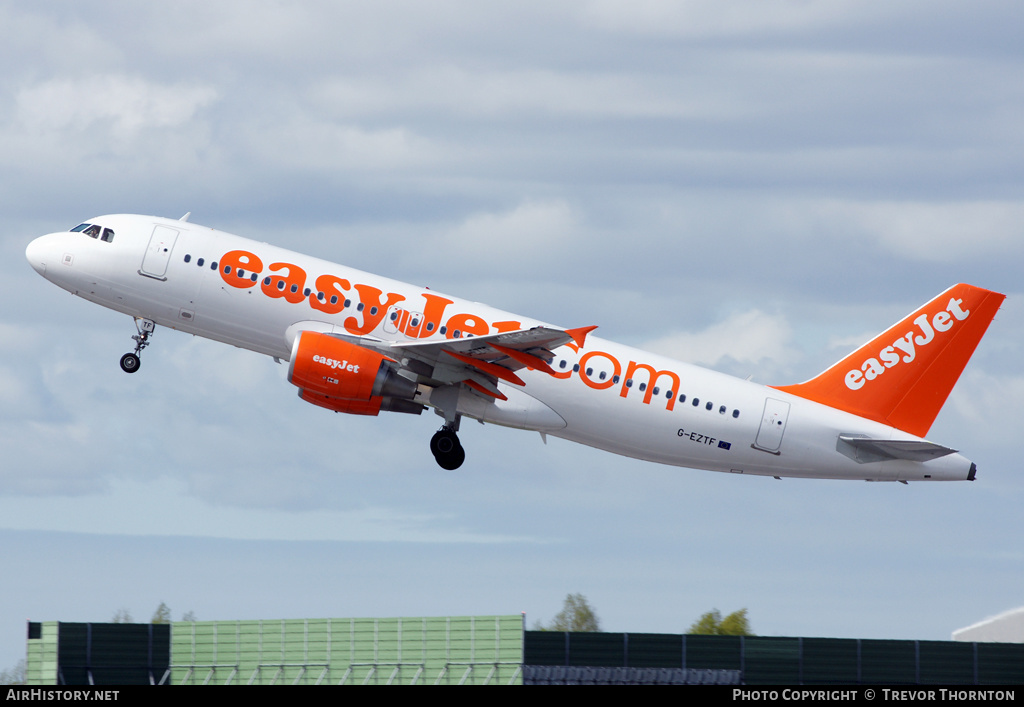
[732,410,740,419]
[679,394,686,403]
[705,402,713,411]
[197,258,204,267]
[692,398,700,407]
[184,255,192,263]
[719,406,727,414]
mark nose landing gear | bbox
[120,318,155,374]
[119,352,140,373]
[430,426,465,470]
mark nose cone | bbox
[26,236,49,275]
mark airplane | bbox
[25,213,1005,480]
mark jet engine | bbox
[287,331,422,416]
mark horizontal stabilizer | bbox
[836,434,957,464]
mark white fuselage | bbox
[26,214,976,481]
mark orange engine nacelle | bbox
[287,331,421,417]
[288,331,390,400]
[298,388,383,416]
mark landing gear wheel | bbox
[431,428,459,456]
[120,353,141,373]
[430,427,465,470]
[120,317,155,374]
[435,444,465,470]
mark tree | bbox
[537,593,601,632]
[688,608,754,636]
[111,609,133,624]
[181,610,197,622]
[0,659,26,685]
[151,602,172,624]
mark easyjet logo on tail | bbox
[845,297,970,391]
[774,283,1005,438]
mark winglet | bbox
[773,284,1005,437]
[565,325,598,348]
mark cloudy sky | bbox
[2,1,1023,671]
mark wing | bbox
[285,320,596,401]
[393,325,596,399]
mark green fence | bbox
[170,616,524,685]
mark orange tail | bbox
[773,284,1005,437]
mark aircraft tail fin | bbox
[773,284,1005,437]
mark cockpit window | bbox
[70,223,114,242]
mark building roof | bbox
[953,607,1024,643]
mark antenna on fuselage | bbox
[179,212,191,222]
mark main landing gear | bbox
[120,318,155,374]
[430,426,465,470]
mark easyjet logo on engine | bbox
[844,297,970,391]
[313,355,360,373]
